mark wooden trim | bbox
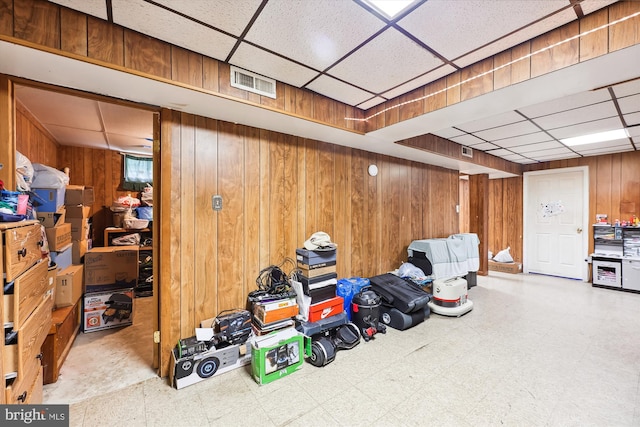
[0,74,15,189]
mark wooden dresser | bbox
[1,220,52,404]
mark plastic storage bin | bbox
[336,277,369,320]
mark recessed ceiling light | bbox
[561,129,629,146]
[363,0,417,19]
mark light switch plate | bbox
[212,195,223,211]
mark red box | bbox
[308,296,344,322]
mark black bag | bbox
[408,250,433,276]
[368,273,430,314]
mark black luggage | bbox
[368,273,430,314]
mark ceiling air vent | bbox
[230,66,276,99]
[461,146,473,158]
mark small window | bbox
[123,154,153,191]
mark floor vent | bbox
[230,66,276,99]
[461,146,473,158]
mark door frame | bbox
[522,166,590,281]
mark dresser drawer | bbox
[3,295,52,380]
[6,365,43,404]
[3,223,42,282]
[4,260,49,329]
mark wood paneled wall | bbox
[488,177,524,263]
[15,101,58,165]
[158,109,460,375]
[365,2,640,131]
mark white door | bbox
[523,167,589,281]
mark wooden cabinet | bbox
[41,300,81,385]
[1,220,51,404]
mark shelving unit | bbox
[104,227,152,250]
[103,227,153,297]
[591,224,640,292]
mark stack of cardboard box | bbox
[64,185,94,265]
[295,248,343,322]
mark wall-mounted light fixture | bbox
[368,164,378,177]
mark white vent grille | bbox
[461,146,473,158]
[230,66,276,99]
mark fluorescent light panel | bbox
[364,0,416,19]
[561,129,629,146]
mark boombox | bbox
[171,340,252,389]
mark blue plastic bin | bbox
[136,207,153,220]
[336,277,369,320]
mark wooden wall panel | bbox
[15,101,58,166]
[179,114,195,337]
[60,8,87,56]
[399,87,424,122]
[460,58,493,101]
[171,47,203,87]
[531,22,580,78]
[0,76,14,189]
[580,8,609,62]
[0,0,13,36]
[13,0,59,49]
[124,30,171,80]
[88,17,124,66]
[510,42,531,84]
[609,1,640,52]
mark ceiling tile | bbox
[46,125,108,148]
[153,0,262,37]
[618,94,640,114]
[474,121,541,141]
[456,111,524,133]
[48,0,108,19]
[112,0,237,62]
[501,153,529,162]
[468,142,501,151]
[511,141,565,154]
[518,88,611,118]
[624,112,640,126]
[106,133,152,155]
[531,101,618,130]
[575,146,634,157]
[452,7,577,68]
[569,139,631,152]
[329,28,444,94]
[532,152,581,161]
[15,86,103,131]
[490,132,552,148]
[450,134,486,146]
[515,158,539,164]
[432,128,465,139]
[611,78,640,97]
[580,0,619,16]
[627,125,640,138]
[99,103,153,139]
[547,117,622,139]
[485,148,513,157]
[230,43,319,88]
[307,75,375,106]
[398,0,568,62]
[245,0,384,71]
[358,97,386,110]
[379,64,456,100]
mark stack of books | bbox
[251,295,298,336]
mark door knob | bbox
[577,228,583,233]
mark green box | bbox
[251,328,305,385]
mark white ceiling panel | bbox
[547,117,623,139]
[153,0,262,37]
[307,75,375,106]
[580,0,620,16]
[398,0,568,62]
[531,101,618,129]
[432,128,465,139]
[532,152,581,161]
[611,78,640,97]
[230,43,319,88]
[625,113,640,126]
[46,125,108,148]
[618,94,640,114]
[501,153,529,162]
[569,139,631,151]
[106,133,152,152]
[628,125,640,138]
[100,103,153,139]
[380,64,456,100]
[15,86,103,131]
[512,141,566,153]
[457,111,524,133]
[358,97,386,110]
[486,148,513,157]
[329,28,444,94]
[468,142,501,151]
[491,132,553,148]
[576,146,634,157]
[450,134,487,146]
[474,121,541,141]
[111,0,237,62]
[453,7,578,68]
[246,0,384,71]
[48,0,108,20]
[519,88,611,118]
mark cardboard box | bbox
[251,328,305,385]
[295,248,337,266]
[308,296,344,322]
[82,288,133,332]
[488,260,522,274]
[65,185,94,206]
[37,207,66,228]
[72,239,88,264]
[33,187,66,212]
[50,243,73,272]
[84,246,138,292]
[64,204,91,219]
[55,264,83,308]
[67,218,90,241]
[253,298,299,325]
[45,223,72,251]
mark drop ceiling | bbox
[8,0,640,170]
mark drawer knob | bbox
[36,352,43,360]
[17,391,27,402]
[18,248,27,258]
[38,240,44,247]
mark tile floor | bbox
[45,272,640,426]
